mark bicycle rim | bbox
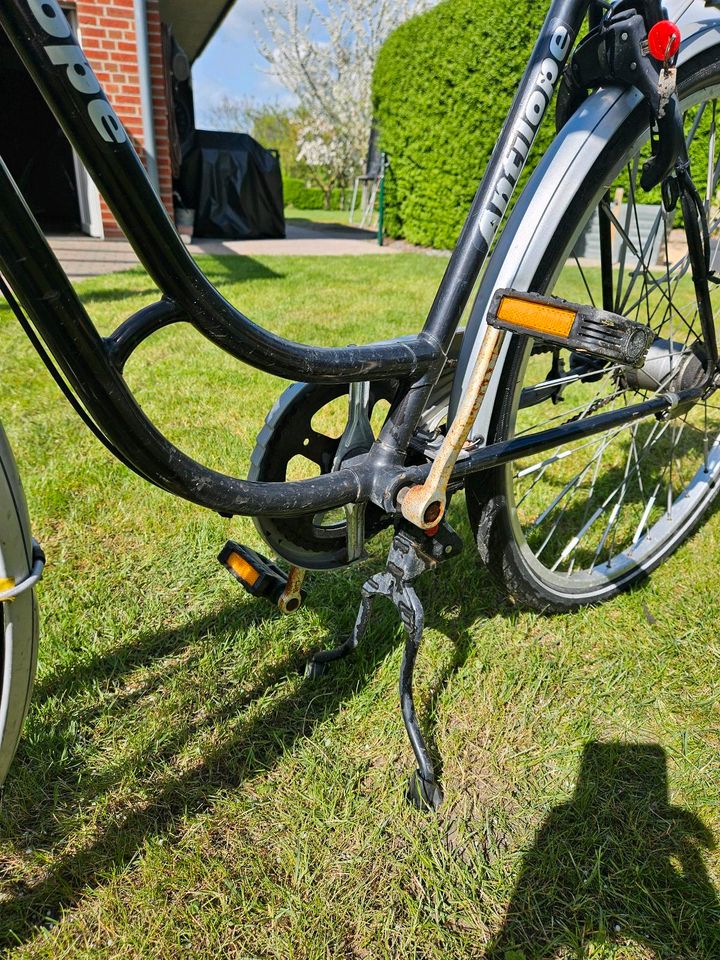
[468,53,720,609]
[0,425,38,783]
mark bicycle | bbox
[2,0,720,809]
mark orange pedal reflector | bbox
[226,551,261,587]
[496,295,575,338]
[218,541,306,612]
[488,289,655,368]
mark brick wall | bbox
[72,0,174,237]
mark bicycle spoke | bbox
[490,82,720,601]
[574,253,597,307]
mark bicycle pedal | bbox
[488,290,655,368]
[218,541,306,613]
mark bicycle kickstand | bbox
[305,519,464,811]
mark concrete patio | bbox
[48,219,397,281]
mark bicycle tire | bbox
[464,37,720,611]
[0,424,38,783]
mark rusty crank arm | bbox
[399,325,505,530]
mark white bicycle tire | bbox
[0,424,39,784]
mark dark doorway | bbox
[0,25,81,233]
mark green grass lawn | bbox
[0,254,719,958]
[285,208,356,227]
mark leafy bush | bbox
[373,0,552,250]
[374,1,717,250]
[284,177,344,210]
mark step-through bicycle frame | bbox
[0,0,707,522]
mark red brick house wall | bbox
[68,0,174,237]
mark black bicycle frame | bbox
[0,0,698,520]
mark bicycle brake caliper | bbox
[558,7,683,189]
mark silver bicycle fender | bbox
[0,423,39,784]
[451,0,720,438]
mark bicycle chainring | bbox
[248,381,397,570]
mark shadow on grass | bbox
[191,255,285,284]
[75,257,284,306]
[486,742,720,959]
[77,284,161,305]
[285,217,376,240]
[2,506,717,954]
[0,519,504,949]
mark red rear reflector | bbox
[648,20,681,61]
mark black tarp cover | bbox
[180,130,285,239]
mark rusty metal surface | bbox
[278,565,307,614]
[400,326,504,529]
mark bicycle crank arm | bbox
[400,290,656,530]
[399,325,504,530]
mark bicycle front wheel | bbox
[0,424,38,783]
[464,38,720,611]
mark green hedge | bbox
[283,177,344,210]
[373,0,551,250]
[374,1,716,250]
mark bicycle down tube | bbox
[0,0,688,521]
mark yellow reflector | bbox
[497,295,576,338]
[227,552,261,587]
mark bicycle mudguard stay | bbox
[0,0,702,523]
[451,0,720,442]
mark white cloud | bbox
[220,0,268,40]
[193,66,296,128]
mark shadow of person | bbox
[487,742,720,959]
[0,526,501,949]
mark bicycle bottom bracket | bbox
[487,289,655,368]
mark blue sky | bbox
[192,2,296,126]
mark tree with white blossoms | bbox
[258,0,434,206]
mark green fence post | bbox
[378,153,387,247]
